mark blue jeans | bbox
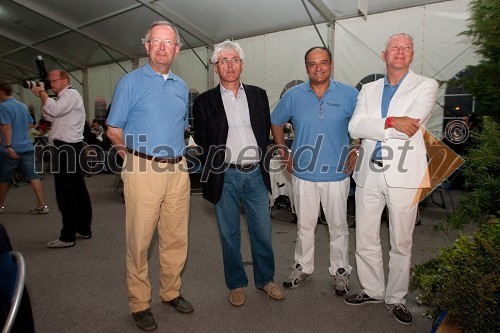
[214,166,275,290]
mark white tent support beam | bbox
[329,0,450,20]
[335,21,383,59]
[328,23,335,78]
[0,29,86,69]
[0,70,27,84]
[99,45,129,75]
[1,30,83,59]
[135,0,216,48]
[0,58,38,77]
[307,0,337,23]
[11,0,136,59]
[301,0,328,48]
[431,45,474,79]
[78,4,143,28]
[182,39,209,70]
[0,46,33,59]
[369,0,450,14]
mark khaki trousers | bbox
[122,153,190,313]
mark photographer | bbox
[32,70,93,248]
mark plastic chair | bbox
[1,251,26,333]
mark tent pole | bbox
[301,0,327,48]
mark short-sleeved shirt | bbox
[0,97,34,153]
[107,63,189,158]
[271,79,358,182]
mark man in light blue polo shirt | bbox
[107,21,192,331]
[271,46,358,296]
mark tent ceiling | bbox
[0,0,447,84]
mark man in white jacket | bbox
[345,33,438,325]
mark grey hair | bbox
[210,40,245,64]
[384,32,413,50]
[141,20,183,48]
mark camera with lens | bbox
[23,80,49,89]
[22,55,51,91]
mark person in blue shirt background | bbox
[0,82,49,215]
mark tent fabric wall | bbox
[86,61,134,119]
[170,46,210,94]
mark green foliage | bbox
[410,218,500,332]
[457,0,500,122]
[411,4,500,332]
[446,117,500,229]
[463,0,500,61]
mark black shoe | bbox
[132,308,157,331]
[344,290,383,305]
[163,295,194,313]
[387,303,412,325]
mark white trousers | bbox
[355,170,418,305]
[292,176,352,275]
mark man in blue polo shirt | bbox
[271,46,358,296]
[107,21,192,331]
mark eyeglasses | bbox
[147,38,177,47]
[49,78,64,83]
[215,57,242,66]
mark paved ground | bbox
[1,172,466,333]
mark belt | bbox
[370,158,383,167]
[227,163,259,171]
[127,148,182,164]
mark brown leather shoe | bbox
[261,282,285,300]
[229,287,246,307]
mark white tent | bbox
[6,0,479,136]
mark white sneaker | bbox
[30,205,49,214]
[47,239,75,248]
[283,263,310,288]
[334,268,350,296]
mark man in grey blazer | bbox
[345,33,438,325]
[193,40,283,307]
